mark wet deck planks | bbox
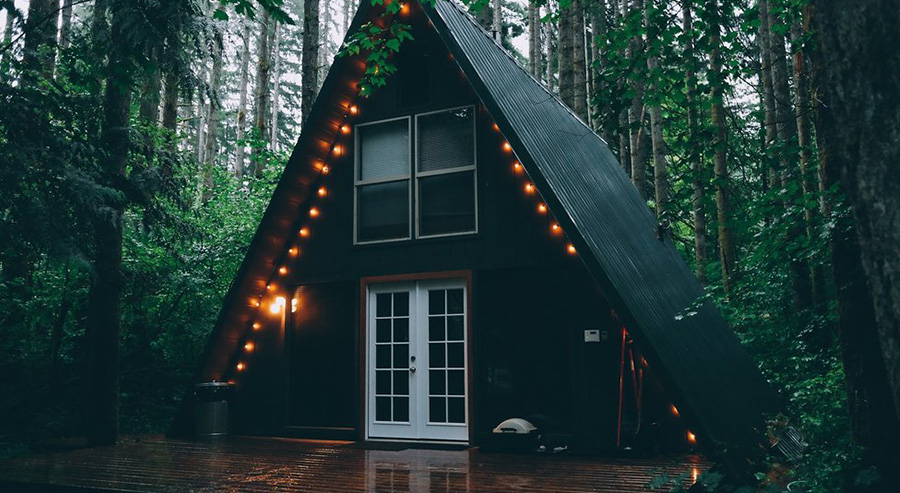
[0,435,707,492]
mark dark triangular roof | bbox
[172,0,779,453]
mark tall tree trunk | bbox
[252,10,272,177]
[572,0,588,120]
[768,2,814,312]
[270,21,282,152]
[791,22,827,310]
[85,4,132,447]
[235,19,251,179]
[545,15,556,92]
[22,0,56,83]
[492,0,501,40]
[58,0,73,50]
[301,0,320,124]
[627,0,647,200]
[758,0,780,193]
[202,23,223,203]
[591,0,608,137]
[812,2,900,473]
[645,0,666,219]
[706,0,736,292]
[683,0,706,285]
[161,71,178,134]
[528,1,540,76]
[195,65,208,165]
[558,0,574,107]
[138,48,161,124]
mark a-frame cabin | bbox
[172,0,779,456]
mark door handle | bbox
[410,365,417,373]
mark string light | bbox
[537,203,547,214]
[341,124,351,134]
[236,362,245,372]
[567,244,577,255]
[288,247,298,256]
[244,342,255,352]
[551,223,562,234]
[349,105,358,115]
[524,183,535,194]
[687,431,697,444]
[502,142,512,152]
[321,165,330,175]
[309,207,320,218]
[252,322,261,330]
[278,266,288,275]
[333,145,343,156]
[318,187,328,197]
[512,162,523,173]
[492,123,500,132]
[266,283,273,291]
[671,404,680,417]
[299,228,310,238]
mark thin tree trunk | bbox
[252,9,272,177]
[558,0,574,107]
[301,0,320,124]
[545,15,556,92]
[195,64,208,165]
[591,0,608,137]
[707,0,736,292]
[270,21,282,152]
[49,260,71,382]
[1,6,15,81]
[645,0,666,219]
[138,48,162,124]
[572,0,588,120]
[791,22,827,309]
[627,0,647,200]
[235,18,251,179]
[161,71,178,135]
[202,22,223,203]
[492,0,501,40]
[528,1,539,76]
[58,0,73,50]
[759,0,780,192]
[683,0,706,285]
[85,4,132,447]
[812,1,900,469]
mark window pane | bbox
[376,370,391,395]
[393,344,409,369]
[428,316,445,342]
[419,171,476,236]
[447,316,464,342]
[430,397,447,423]
[359,119,409,180]
[418,107,474,172]
[376,397,391,421]
[448,370,465,396]
[447,289,464,314]
[376,319,391,343]
[429,289,445,315]
[393,318,409,343]
[429,342,446,368]
[358,181,409,242]
[447,342,464,368]
[429,369,446,396]
[393,370,409,396]
[376,345,391,369]
[448,397,465,423]
[393,292,409,316]
[393,397,409,422]
[376,293,392,317]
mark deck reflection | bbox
[0,435,707,492]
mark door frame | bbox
[359,270,474,443]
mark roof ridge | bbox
[440,0,608,146]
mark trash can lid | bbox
[194,381,234,388]
[492,418,537,434]
[193,381,235,402]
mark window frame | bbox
[414,105,479,240]
[353,115,414,245]
[353,105,478,246]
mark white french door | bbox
[366,279,469,441]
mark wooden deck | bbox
[0,435,708,492]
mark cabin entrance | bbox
[365,279,469,442]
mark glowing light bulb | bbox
[671,404,679,417]
[291,298,298,313]
[502,142,512,152]
[524,183,535,194]
[687,431,697,444]
[400,3,409,13]
[244,342,255,352]
[492,123,500,132]
[513,162,523,173]
[268,296,286,315]
[537,203,547,214]
[567,244,577,255]
[288,247,298,256]
[341,124,350,134]
[318,187,327,197]
[551,223,562,234]
[349,105,358,115]
[299,228,310,238]
[321,165,330,175]
[254,299,261,307]
[333,145,342,156]
[236,362,245,371]
[266,283,273,291]
[252,322,261,330]
[309,207,320,218]
[278,266,288,275]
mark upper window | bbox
[355,106,477,244]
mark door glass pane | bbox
[430,397,447,423]
[447,289,464,314]
[359,119,409,181]
[393,292,409,316]
[429,290,445,315]
[376,293,392,317]
[376,397,391,422]
[447,342,464,368]
[358,181,409,242]
[376,370,391,395]
[376,319,391,342]
[393,397,409,422]
[393,344,409,368]
[429,369,446,395]
[448,370,464,396]
[429,342,446,368]
[376,345,391,369]
[447,316,464,341]
[393,318,409,343]
[418,107,474,173]
[448,397,465,423]
[428,316,445,341]
[419,171,476,236]
[393,370,409,396]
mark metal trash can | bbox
[193,382,234,438]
